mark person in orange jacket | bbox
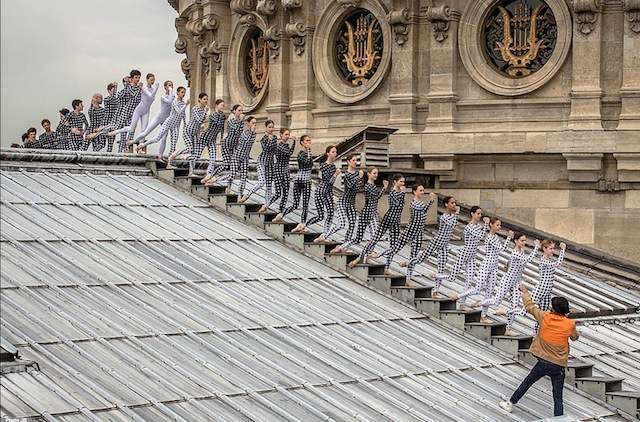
[499,284,580,417]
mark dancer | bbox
[114,70,142,152]
[322,154,363,250]
[38,119,59,149]
[349,173,406,268]
[300,146,340,239]
[86,93,106,151]
[385,185,436,282]
[274,135,314,225]
[267,128,296,213]
[167,92,208,173]
[401,196,460,294]
[452,218,513,313]
[499,284,579,417]
[336,168,388,253]
[66,99,88,150]
[133,81,174,148]
[209,104,245,178]
[199,99,226,185]
[186,98,223,176]
[216,116,258,198]
[479,233,540,335]
[110,73,159,145]
[139,87,188,161]
[242,119,277,208]
[103,82,119,152]
[55,108,70,149]
[445,207,489,293]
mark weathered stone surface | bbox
[536,209,595,244]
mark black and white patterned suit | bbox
[87,103,106,151]
[358,189,405,261]
[268,141,296,213]
[532,248,565,312]
[217,128,257,195]
[142,98,187,156]
[66,111,88,150]
[246,134,277,203]
[340,181,385,250]
[170,105,207,169]
[38,132,59,149]
[55,115,71,149]
[305,162,337,234]
[447,220,489,292]
[200,110,226,176]
[210,116,244,177]
[385,198,434,273]
[324,170,362,241]
[280,149,313,223]
[116,84,141,152]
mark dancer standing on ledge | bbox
[208,104,244,179]
[452,218,513,313]
[349,173,406,268]
[274,135,313,226]
[401,196,460,295]
[446,207,489,292]
[242,119,277,208]
[302,146,340,240]
[199,99,226,185]
[139,86,188,161]
[323,154,363,250]
[86,93,106,151]
[385,185,435,281]
[266,129,296,214]
[216,116,257,198]
[187,98,224,179]
[167,92,208,173]
[133,81,174,148]
[479,233,539,335]
[500,284,579,417]
[66,99,88,150]
[336,167,387,253]
[110,73,159,146]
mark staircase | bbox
[154,164,640,420]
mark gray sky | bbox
[1,0,188,150]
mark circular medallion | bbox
[229,19,269,112]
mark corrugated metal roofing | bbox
[0,167,634,421]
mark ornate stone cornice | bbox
[282,0,303,10]
[239,13,258,26]
[264,26,281,59]
[425,5,459,43]
[230,0,256,15]
[572,0,602,35]
[180,58,193,86]
[256,0,278,15]
[624,0,640,33]
[175,36,188,54]
[185,14,219,36]
[336,0,361,9]
[285,22,306,55]
[387,8,411,45]
[200,41,223,73]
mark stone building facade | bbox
[168,0,640,263]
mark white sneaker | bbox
[499,400,513,413]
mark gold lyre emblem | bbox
[342,14,380,85]
[496,0,544,77]
[249,33,269,95]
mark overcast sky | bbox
[1,0,188,150]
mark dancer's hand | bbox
[400,186,406,193]
[382,180,389,189]
[534,239,541,247]
[358,170,364,178]
[560,242,566,250]
[519,284,528,294]
[335,168,341,175]
[483,216,490,224]
[454,205,461,213]
[429,192,437,201]
[508,230,514,239]
[186,99,191,105]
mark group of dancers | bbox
[14,69,186,155]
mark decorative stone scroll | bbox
[181,58,193,86]
[256,0,278,15]
[264,26,282,59]
[572,0,602,35]
[239,13,258,27]
[200,41,223,73]
[282,0,303,10]
[425,5,457,43]
[386,8,411,45]
[175,36,188,54]
[624,0,640,33]
[336,0,362,9]
[230,0,256,15]
[285,22,306,55]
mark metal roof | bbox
[0,163,634,421]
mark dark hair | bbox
[27,127,37,135]
[443,196,455,206]
[71,99,82,109]
[299,134,310,145]
[489,217,501,225]
[41,118,50,126]
[325,145,336,154]
[146,73,154,80]
[514,232,526,241]
[130,69,141,78]
[392,173,404,182]
[122,76,129,84]
[280,127,290,134]
[198,92,208,100]
[177,86,186,93]
[59,108,70,116]
[413,180,425,191]
[107,82,116,92]
[246,116,257,124]
[11,143,21,148]
[265,119,274,127]
[470,205,481,214]
[21,133,28,141]
[215,98,225,106]
[551,297,570,315]
[346,153,357,161]
[541,239,554,250]
[232,104,242,112]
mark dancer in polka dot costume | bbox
[242,119,277,209]
[326,154,363,251]
[266,129,296,214]
[300,145,340,238]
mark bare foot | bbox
[291,223,304,233]
[258,206,267,213]
[187,172,194,178]
[329,245,342,254]
[225,188,234,195]
[300,227,310,233]
[450,294,459,301]
[272,214,284,222]
[205,178,216,186]
[365,258,374,265]
[383,270,393,276]
[348,257,361,268]
[200,175,211,184]
[405,279,417,287]
[156,156,166,163]
[504,330,518,337]
[166,164,176,170]
[399,261,407,268]
[429,271,437,280]
[460,304,470,311]
[343,248,354,254]
[370,252,380,259]
[238,195,248,203]
[479,317,492,324]
[431,291,443,299]
[471,301,481,308]
[313,235,325,244]
[495,308,508,316]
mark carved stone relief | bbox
[387,8,411,45]
[425,5,458,43]
[572,0,602,35]
[624,0,640,33]
[285,22,306,55]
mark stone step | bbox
[392,286,433,305]
[345,263,386,282]
[414,296,456,317]
[324,251,358,269]
[490,335,533,356]
[191,184,226,199]
[465,321,507,343]
[605,391,640,420]
[438,309,482,330]
[245,210,278,227]
[303,240,341,259]
[226,202,247,219]
[517,349,538,366]
[174,173,203,190]
[283,230,321,249]
[208,193,238,209]
[366,274,405,293]
[575,377,624,401]
[264,221,299,238]
[566,360,594,384]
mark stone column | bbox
[423,4,460,133]
[568,0,604,130]
[618,0,640,130]
[285,1,315,131]
[386,5,419,132]
[260,1,289,126]
[200,1,233,102]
